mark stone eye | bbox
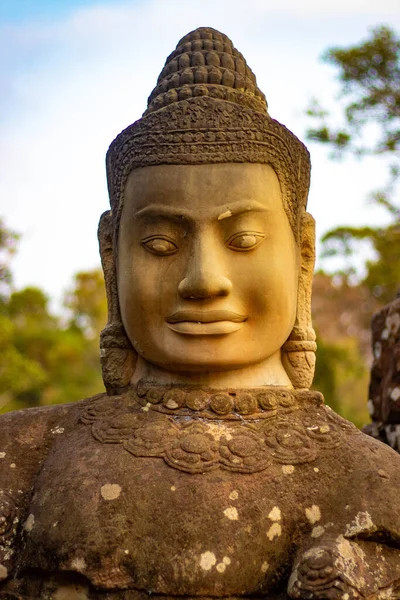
[227,232,265,252]
[142,237,178,256]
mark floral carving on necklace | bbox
[80,386,360,474]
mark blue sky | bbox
[1,0,399,308]
[0,0,108,22]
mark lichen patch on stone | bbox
[267,522,282,541]
[206,422,232,441]
[390,387,400,402]
[311,525,325,538]
[100,483,121,501]
[170,485,176,491]
[261,561,269,573]
[216,562,226,573]
[222,556,231,565]
[305,505,321,524]
[229,490,239,500]
[200,551,217,571]
[345,511,377,537]
[71,557,87,572]
[51,426,65,435]
[9,463,16,469]
[282,465,295,475]
[223,506,238,520]
[268,506,281,522]
[0,452,5,459]
[313,467,320,473]
[24,513,35,532]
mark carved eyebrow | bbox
[134,205,191,222]
[215,201,269,220]
[134,201,268,221]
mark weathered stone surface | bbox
[1,389,400,598]
[364,294,400,451]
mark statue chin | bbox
[1,26,400,600]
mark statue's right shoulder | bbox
[0,394,105,584]
[0,394,106,479]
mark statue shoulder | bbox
[0,396,101,455]
[0,394,106,471]
[288,420,400,600]
[0,394,105,585]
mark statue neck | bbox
[131,351,293,389]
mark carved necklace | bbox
[80,384,360,474]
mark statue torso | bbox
[2,388,400,599]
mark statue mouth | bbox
[166,311,247,336]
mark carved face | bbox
[118,163,299,374]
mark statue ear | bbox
[282,210,317,389]
[98,211,136,395]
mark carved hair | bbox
[100,27,316,394]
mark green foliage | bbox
[307,26,400,425]
[311,272,373,428]
[64,270,107,339]
[0,218,19,299]
[321,215,400,304]
[306,26,400,304]
[312,333,369,428]
[0,220,107,413]
[306,26,400,159]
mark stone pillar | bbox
[364,293,400,450]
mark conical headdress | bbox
[106,27,311,238]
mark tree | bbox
[0,218,19,301]
[306,25,399,162]
[64,269,107,340]
[306,26,400,303]
[0,219,106,413]
[311,273,371,427]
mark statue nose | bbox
[178,242,232,300]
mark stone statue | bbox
[364,293,400,451]
[1,27,400,600]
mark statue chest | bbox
[20,399,354,596]
[20,424,323,596]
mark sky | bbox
[1,0,399,310]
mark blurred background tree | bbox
[307,25,400,426]
[0,219,106,414]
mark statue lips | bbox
[166,310,247,336]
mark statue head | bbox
[99,27,316,394]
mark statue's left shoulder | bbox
[288,411,400,600]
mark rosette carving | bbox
[164,424,219,473]
[219,430,270,473]
[302,416,342,450]
[125,419,178,458]
[80,395,124,425]
[92,412,145,443]
[264,418,318,464]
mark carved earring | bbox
[282,210,317,389]
[98,211,137,395]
